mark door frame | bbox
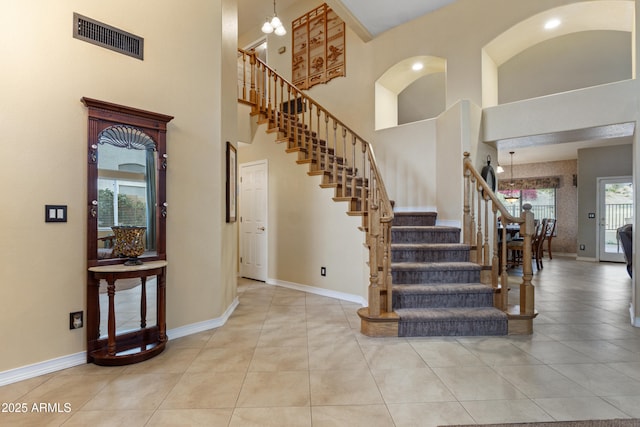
[239,159,269,281]
[597,176,633,262]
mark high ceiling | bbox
[238,0,457,40]
[238,0,634,166]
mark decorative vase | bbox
[111,226,146,265]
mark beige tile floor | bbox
[2,257,640,426]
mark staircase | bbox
[391,212,507,336]
[237,49,536,338]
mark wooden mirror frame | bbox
[82,97,173,267]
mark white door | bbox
[598,177,633,262]
[239,160,268,281]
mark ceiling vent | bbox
[73,13,144,60]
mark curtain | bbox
[145,149,156,251]
[498,176,560,191]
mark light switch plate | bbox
[45,205,67,222]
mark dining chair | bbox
[506,218,549,270]
[541,218,556,259]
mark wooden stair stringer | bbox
[258,110,371,231]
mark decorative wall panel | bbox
[292,4,345,90]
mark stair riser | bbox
[398,320,507,337]
[392,249,469,263]
[392,214,437,226]
[392,269,480,284]
[392,230,459,244]
[393,293,494,309]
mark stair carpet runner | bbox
[391,212,508,336]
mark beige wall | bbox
[237,118,367,298]
[577,144,634,259]
[0,0,237,373]
[373,119,438,211]
[498,30,632,104]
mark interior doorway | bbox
[598,176,633,262]
[244,38,267,63]
[239,160,268,281]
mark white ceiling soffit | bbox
[485,0,634,66]
[495,122,635,165]
[334,0,458,40]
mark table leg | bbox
[158,269,167,342]
[107,278,116,356]
[140,277,147,329]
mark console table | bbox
[87,260,167,366]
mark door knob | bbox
[258,226,265,231]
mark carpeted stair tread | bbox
[392,243,471,262]
[392,225,459,232]
[392,243,470,250]
[397,307,507,320]
[392,212,437,226]
[393,283,494,294]
[393,283,496,309]
[392,261,482,285]
[391,261,480,270]
[388,211,508,337]
[396,307,508,336]
[391,226,461,244]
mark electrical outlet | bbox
[321,267,326,276]
[579,244,585,251]
[69,311,83,329]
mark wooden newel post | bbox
[520,204,535,315]
[249,52,258,110]
[368,203,381,317]
[463,153,472,245]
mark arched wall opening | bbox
[482,0,634,108]
[375,55,446,130]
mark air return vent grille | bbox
[73,13,144,60]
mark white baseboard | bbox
[551,252,577,258]
[0,352,86,387]
[576,256,598,262]
[630,303,640,327]
[0,297,241,387]
[266,278,367,306]
[167,296,239,340]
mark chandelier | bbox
[504,151,520,203]
[262,0,287,36]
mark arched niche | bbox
[375,55,447,130]
[482,0,634,107]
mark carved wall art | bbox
[292,3,345,90]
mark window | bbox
[497,187,556,221]
[98,178,147,229]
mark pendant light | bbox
[262,0,287,36]
[504,151,520,203]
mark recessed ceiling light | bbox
[412,62,424,71]
[544,18,561,30]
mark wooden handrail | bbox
[462,152,535,317]
[238,49,394,318]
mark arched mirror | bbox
[96,125,158,260]
[83,97,173,266]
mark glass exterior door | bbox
[598,177,633,262]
